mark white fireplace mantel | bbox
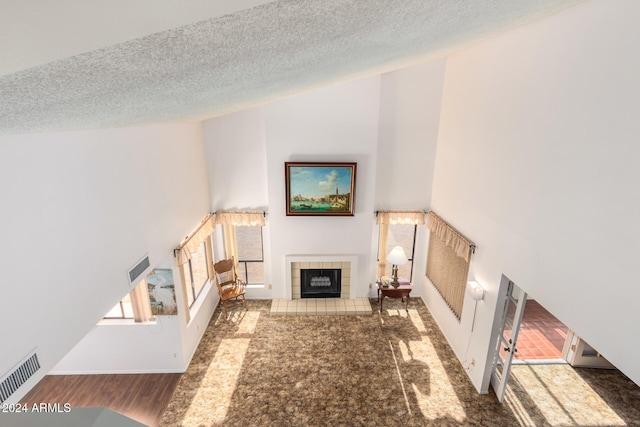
[285,254,358,300]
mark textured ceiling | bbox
[0,0,582,135]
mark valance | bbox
[426,211,475,263]
[215,211,265,227]
[376,210,425,225]
[175,213,215,265]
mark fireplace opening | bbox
[301,268,341,298]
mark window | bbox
[375,211,425,282]
[104,293,134,319]
[426,231,469,320]
[235,225,264,284]
[184,240,211,307]
[174,213,216,323]
[216,211,265,286]
[103,277,153,322]
[379,224,417,281]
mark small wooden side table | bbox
[377,280,412,312]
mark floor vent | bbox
[0,351,40,403]
[128,254,150,285]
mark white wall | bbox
[0,123,212,400]
[429,0,640,391]
[50,254,184,374]
[49,315,184,374]
[49,252,220,374]
[203,107,269,211]
[264,77,381,298]
[375,60,445,211]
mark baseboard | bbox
[48,368,185,375]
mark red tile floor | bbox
[514,300,569,361]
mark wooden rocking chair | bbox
[213,257,247,318]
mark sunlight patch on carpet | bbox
[181,338,251,426]
[508,365,626,426]
[235,311,260,334]
[409,334,466,423]
[408,309,427,333]
[504,386,537,427]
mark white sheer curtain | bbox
[129,279,154,323]
[222,224,238,268]
[376,211,425,279]
[174,213,216,324]
[215,211,265,271]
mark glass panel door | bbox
[491,279,527,403]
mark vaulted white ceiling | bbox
[0,0,582,135]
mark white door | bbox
[490,278,527,403]
[563,330,616,369]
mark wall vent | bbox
[128,254,151,285]
[0,350,40,403]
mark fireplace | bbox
[301,268,341,298]
[286,255,357,300]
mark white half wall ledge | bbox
[285,254,359,300]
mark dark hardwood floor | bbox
[21,373,181,427]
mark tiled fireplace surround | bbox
[269,255,372,316]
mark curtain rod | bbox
[213,210,267,217]
[374,210,427,216]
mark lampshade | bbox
[386,246,408,265]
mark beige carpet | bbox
[160,299,640,426]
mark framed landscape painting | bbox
[285,162,357,216]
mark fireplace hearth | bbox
[301,268,341,298]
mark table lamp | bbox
[386,246,408,287]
